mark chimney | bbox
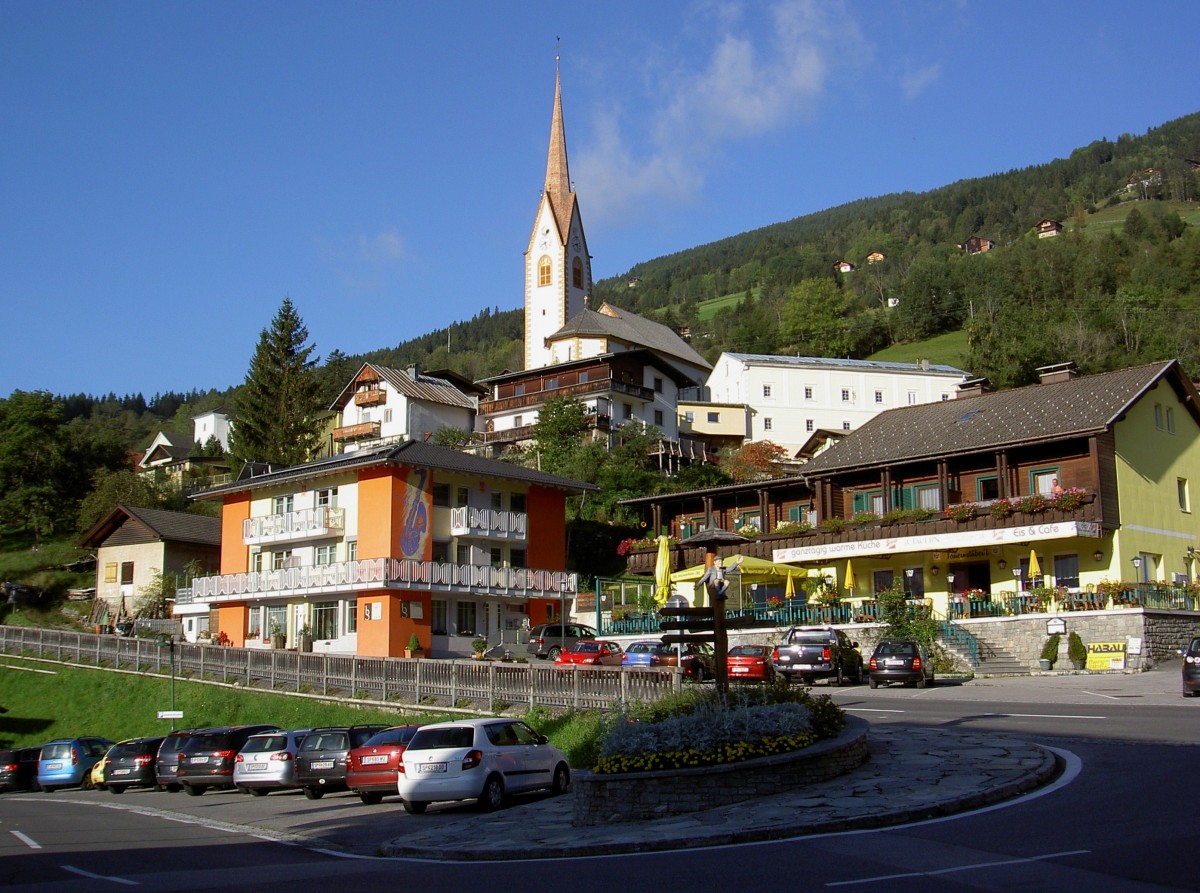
[407,364,420,381]
[918,358,930,371]
[1036,361,1078,385]
[956,377,991,399]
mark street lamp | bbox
[1013,567,1023,591]
[559,581,569,656]
[156,634,176,732]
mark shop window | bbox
[345,599,358,634]
[312,602,337,639]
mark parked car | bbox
[156,728,201,792]
[553,639,624,667]
[37,737,114,792]
[526,623,597,660]
[727,644,777,682]
[102,736,166,794]
[177,725,279,795]
[655,641,716,681]
[772,626,864,685]
[0,747,41,793]
[233,728,312,796]
[621,639,666,669]
[295,725,389,800]
[346,725,421,805]
[1179,637,1200,697]
[868,638,935,688]
[397,717,570,814]
[90,751,110,788]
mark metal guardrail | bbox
[0,626,682,712]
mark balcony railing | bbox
[190,557,577,604]
[353,387,386,406]
[450,506,527,540]
[243,507,346,545]
[483,423,536,445]
[332,421,381,442]
[481,378,654,415]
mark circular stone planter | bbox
[572,715,869,826]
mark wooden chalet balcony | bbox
[483,423,536,445]
[481,378,654,415]
[625,498,1102,575]
[332,421,382,442]
[353,387,386,406]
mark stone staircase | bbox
[943,639,1028,676]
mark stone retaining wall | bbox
[572,715,869,826]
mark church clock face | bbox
[571,234,581,252]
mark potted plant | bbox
[270,623,286,649]
[298,624,313,653]
[1068,631,1087,670]
[472,637,488,659]
[404,633,423,659]
[1039,633,1061,671]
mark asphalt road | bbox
[2,666,1198,892]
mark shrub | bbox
[1068,631,1087,664]
[1040,633,1061,664]
[850,511,878,528]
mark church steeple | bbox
[543,62,572,237]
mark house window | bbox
[546,377,558,390]
[312,602,337,639]
[975,476,1000,500]
[841,388,851,402]
[763,384,772,398]
[510,493,526,513]
[345,599,358,634]
[455,601,478,637]
[432,484,450,506]
[456,544,471,564]
[316,487,338,508]
[491,491,503,511]
[538,256,552,287]
[623,403,633,420]
[572,256,583,288]
[514,415,523,427]
[1053,554,1080,591]
[272,550,291,571]
[347,541,357,562]
[654,410,664,426]
[510,548,527,568]
[806,419,814,432]
[684,411,694,423]
[104,563,117,583]
[874,390,884,404]
[384,408,393,422]
[842,421,851,431]
[315,544,336,565]
[1031,468,1060,496]
[707,411,719,423]
[252,551,265,572]
[273,495,294,515]
[490,547,502,566]
[578,371,588,384]
[514,383,525,396]
[431,600,448,635]
[1168,408,1176,432]
[908,391,918,405]
[120,562,134,585]
[872,570,895,595]
[941,394,950,401]
[455,486,469,508]
[915,485,941,510]
[1179,478,1190,513]
[763,418,773,431]
[431,541,449,562]
[266,605,286,636]
[903,568,925,598]
[653,377,663,393]
[804,386,813,400]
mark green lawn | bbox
[696,287,762,321]
[1073,199,1200,236]
[867,329,971,369]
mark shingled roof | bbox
[551,303,710,372]
[329,363,478,412]
[79,505,222,549]
[194,439,596,499]
[800,360,1199,475]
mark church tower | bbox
[524,62,591,370]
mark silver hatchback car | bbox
[233,729,312,796]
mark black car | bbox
[868,639,935,688]
[1180,637,1200,697]
[295,725,388,799]
[102,736,166,794]
[177,725,278,795]
[0,747,41,793]
[156,728,203,792]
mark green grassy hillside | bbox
[867,330,972,369]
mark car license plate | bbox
[362,754,388,765]
[111,768,131,775]
[731,667,749,673]
[247,763,268,772]
[886,659,905,667]
[190,756,209,764]
[418,762,447,774]
[46,762,63,770]
[311,760,334,770]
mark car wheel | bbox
[109,785,123,795]
[248,787,268,797]
[854,662,864,684]
[402,799,428,815]
[547,646,562,660]
[359,791,384,805]
[868,677,878,689]
[834,665,844,686]
[303,786,324,800]
[81,774,95,791]
[916,675,927,689]
[41,785,55,793]
[183,784,203,797]
[478,774,505,811]
[551,762,570,795]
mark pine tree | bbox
[230,298,324,466]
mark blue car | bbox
[622,640,668,668]
[37,737,114,792]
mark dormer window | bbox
[538,256,552,287]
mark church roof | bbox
[542,65,574,241]
[550,303,712,372]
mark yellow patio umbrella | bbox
[844,560,857,592]
[653,535,672,606]
[785,570,796,600]
[1028,548,1042,584]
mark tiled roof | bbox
[79,505,222,548]
[194,440,596,498]
[722,353,968,377]
[329,363,478,412]
[801,360,1192,474]
[552,303,711,372]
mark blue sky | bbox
[3,1,1197,399]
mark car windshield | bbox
[184,733,233,752]
[569,642,601,653]
[302,732,349,751]
[408,727,475,751]
[877,642,918,657]
[159,735,190,754]
[730,645,766,656]
[42,743,72,759]
[626,642,657,654]
[791,632,832,644]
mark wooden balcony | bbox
[481,378,653,415]
[353,388,386,406]
[332,421,382,442]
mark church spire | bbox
[543,57,572,235]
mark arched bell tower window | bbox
[572,257,583,289]
[538,256,552,287]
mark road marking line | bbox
[843,707,906,714]
[11,830,41,849]
[981,712,1106,720]
[62,865,139,886]
[825,849,1091,886]
[1081,690,1123,700]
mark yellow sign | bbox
[1086,641,1126,670]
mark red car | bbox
[728,644,776,682]
[553,639,624,667]
[345,725,420,805]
